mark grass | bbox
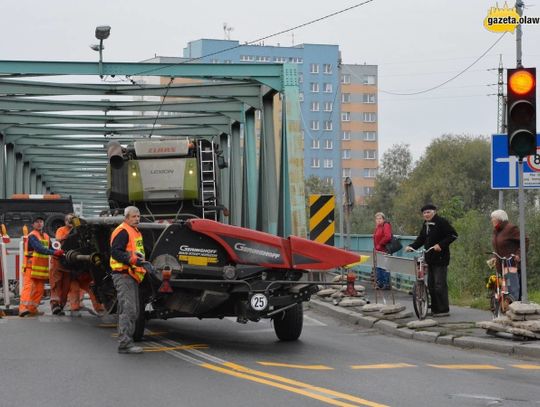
[451,290,540,310]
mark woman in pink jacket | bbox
[373,212,392,289]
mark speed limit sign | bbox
[526,148,540,172]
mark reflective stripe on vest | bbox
[26,230,50,280]
[110,222,146,283]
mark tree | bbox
[304,175,334,197]
[367,143,413,230]
[392,135,499,234]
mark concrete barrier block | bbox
[436,335,454,345]
[394,327,415,339]
[513,342,540,359]
[412,330,440,343]
[453,336,514,354]
[374,319,399,335]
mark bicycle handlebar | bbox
[485,251,516,261]
[407,246,435,254]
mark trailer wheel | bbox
[133,296,146,342]
[44,213,66,237]
[273,303,303,341]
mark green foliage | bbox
[393,135,499,234]
[447,209,492,300]
[367,143,413,220]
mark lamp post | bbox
[91,25,111,78]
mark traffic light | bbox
[507,67,536,159]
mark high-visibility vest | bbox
[55,225,71,246]
[24,230,51,280]
[109,222,146,283]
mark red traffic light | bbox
[507,67,537,159]
[509,69,535,95]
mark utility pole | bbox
[514,0,529,302]
[497,55,506,209]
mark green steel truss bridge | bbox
[0,60,306,237]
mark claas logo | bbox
[484,3,520,33]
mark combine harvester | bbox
[60,138,364,341]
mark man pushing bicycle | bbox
[405,204,458,317]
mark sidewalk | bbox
[307,283,540,360]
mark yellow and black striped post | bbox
[309,194,335,246]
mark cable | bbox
[380,32,508,96]
[133,0,375,77]
[148,77,174,138]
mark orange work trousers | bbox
[19,269,46,314]
[49,257,71,310]
[68,272,104,312]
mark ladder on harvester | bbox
[197,139,218,221]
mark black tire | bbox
[133,295,146,342]
[273,303,303,341]
[412,282,429,320]
[44,213,66,237]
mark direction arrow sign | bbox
[491,134,540,189]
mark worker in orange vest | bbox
[19,216,64,317]
[49,213,74,315]
[110,206,146,354]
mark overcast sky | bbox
[2,0,539,160]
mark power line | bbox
[380,32,508,96]
[135,0,375,76]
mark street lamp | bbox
[90,25,111,78]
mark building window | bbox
[323,121,333,131]
[363,93,376,103]
[341,112,351,122]
[364,150,377,159]
[298,73,303,83]
[363,168,377,178]
[342,149,351,159]
[274,56,287,63]
[211,59,219,64]
[289,57,303,63]
[363,112,377,122]
[311,158,320,168]
[363,131,376,140]
[341,74,351,84]
[364,186,374,196]
[310,82,320,93]
[341,93,351,103]
[323,101,333,112]
[342,131,351,141]
[311,139,320,149]
[310,101,320,111]
[363,75,376,85]
[224,59,232,64]
[323,159,334,168]
[324,139,333,149]
[325,177,334,186]
[310,120,320,131]
[310,63,319,74]
[342,168,351,178]
[299,92,304,102]
[323,83,333,93]
[323,64,332,74]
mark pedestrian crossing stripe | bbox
[309,194,335,246]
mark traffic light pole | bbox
[516,0,523,68]
[518,159,528,302]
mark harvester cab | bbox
[106,137,224,221]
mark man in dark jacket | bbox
[405,204,458,316]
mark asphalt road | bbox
[1,308,539,407]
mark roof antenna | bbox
[223,23,234,40]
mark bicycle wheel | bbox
[412,281,429,320]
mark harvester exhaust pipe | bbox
[107,141,124,169]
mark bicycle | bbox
[486,251,516,318]
[408,247,434,320]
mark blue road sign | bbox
[492,134,540,189]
